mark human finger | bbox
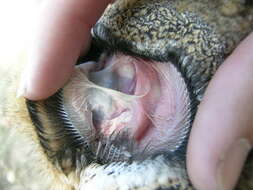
[18,0,113,100]
[187,32,253,190]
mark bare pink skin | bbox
[20,0,253,190]
[67,54,190,153]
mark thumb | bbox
[187,33,253,190]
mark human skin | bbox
[17,0,253,190]
[187,32,253,190]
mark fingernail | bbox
[16,74,27,98]
[16,81,26,98]
[217,138,251,190]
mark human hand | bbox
[187,32,253,190]
[17,0,112,99]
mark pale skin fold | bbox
[17,0,253,190]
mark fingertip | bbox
[186,41,253,189]
[24,0,112,100]
[22,78,67,101]
[187,133,251,190]
[186,96,251,190]
[19,57,76,100]
[20,72,74,101]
